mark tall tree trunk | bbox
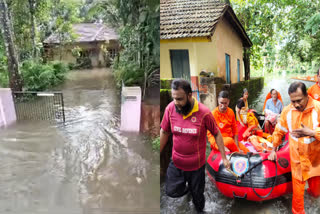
[28,0,37,58]
[132,0,140,26]
[0,0,23,91]
[6,1,19,61]
[243,48,250,80]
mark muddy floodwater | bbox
[0,69,160,214]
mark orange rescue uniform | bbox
[208,107,249,153]
[272,96,320,214]
[307,83,320,101]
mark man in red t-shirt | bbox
[307,68,320,101]
[160,79,230,212]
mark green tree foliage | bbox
[116,1,160,88]
[50,0,82,60]
[6,0,82,61]
[0,0,81,90]
[89,0,160,88]
[21,60,68,91]
[0,34,8,87]
[0,0,23,91]
[231,0,283,74]
[0,0,159,92]
[0,34,6,73]
[231,0,320,75]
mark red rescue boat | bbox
[206,141,292,201]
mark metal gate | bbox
[12,91,65,123]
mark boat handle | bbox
[233,191,247,199]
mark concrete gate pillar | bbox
[120,86,141,132]
[0,88,16,127]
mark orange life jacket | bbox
[273,96,320,181]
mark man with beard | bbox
[160,79,230,213]
[207,91,249,153]
[268,81,320,214]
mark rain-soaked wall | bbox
[0,88,16,127]
[140,103,160,137]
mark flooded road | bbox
[160,73,320,214]
[0,68,159,213]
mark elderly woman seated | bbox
[264,89,283,134]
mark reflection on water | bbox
[0,68,159,213]
[160,73,320,214]
[252,73,314,112]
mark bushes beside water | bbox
[0,60,69,91]
[0,71,9,88]
[151,136,160,152]
[21,60,69,91]
[113,61,145,87]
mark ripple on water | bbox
[0,69,159,213]
[161,165,320,213]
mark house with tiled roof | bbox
[160,0,252,88]
[43,23,119,67]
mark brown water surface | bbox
[0,68,159,214]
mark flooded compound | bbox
[160,73,320,214]
[0,69,159,214]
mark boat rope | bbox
[248,157,278,199]
[228,152,237,161]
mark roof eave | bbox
[160,35,211,40]
[43,39,109,45]
[208,5,229,37]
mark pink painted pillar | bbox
[120,86,141,132]
[0,88,16,127]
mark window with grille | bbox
[108,49,118,59]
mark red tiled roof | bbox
[44,23,118,44]
[160,0,252,47]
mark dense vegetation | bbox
[21,60,68,91]
[0,0,159,92]
[231,0,320,76]
[87,0,160,87]
[0,0,80,90]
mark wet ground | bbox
[160,73,320,214]
[0,68,160,213]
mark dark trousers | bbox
[166,161,205,212]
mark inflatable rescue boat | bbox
[206,141,292,201]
